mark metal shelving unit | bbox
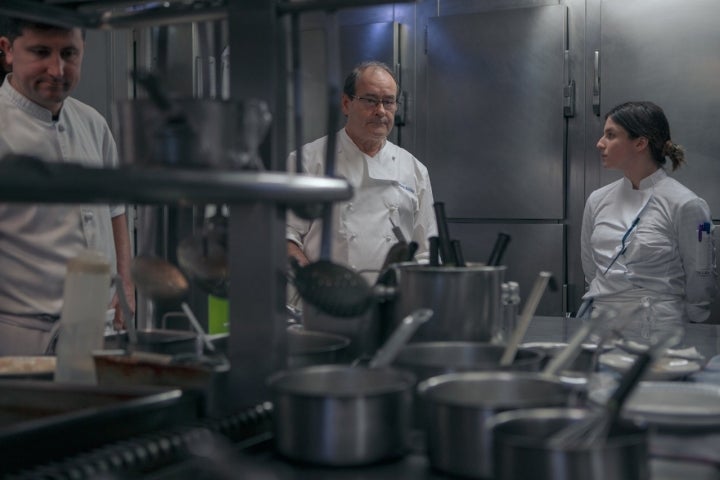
[0,157,352,205]
[0,0,406,416]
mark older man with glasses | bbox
[287,61,437,284]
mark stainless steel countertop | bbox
[525,315,720,361]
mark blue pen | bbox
[698,222,712,242]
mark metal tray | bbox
[0,380,197,476]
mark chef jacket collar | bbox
[338,129,397,181]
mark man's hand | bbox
[287,241,310,267]
[110,276,135,331]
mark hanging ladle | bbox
[131,255,216,355]
[177,208,229,298]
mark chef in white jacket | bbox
[581,101,717,345]
[287,61,437,281]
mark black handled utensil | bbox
[451,239,466,267]
[406,241,419,262]
[433,202,455,265]
[429,236,440,267]
[487,232,511,266]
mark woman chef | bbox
[580,101,717,345]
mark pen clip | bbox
[698,222,711,242]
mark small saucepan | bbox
[394,342,546,382]
[418,371,575,479]
[267,309,432,466]
[286,324,351,368]
[394,341,546,428]
[487,408,648,480]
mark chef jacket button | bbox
[385,235,392,242]
[58,125,65,132]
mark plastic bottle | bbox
[54,249,112,384]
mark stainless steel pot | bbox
[521,341,604,374]
[267,310,431,466]
[390,263,505,343]
[394,342,545,383]
[417,371,574,479]
[488,408,648,480]
[397,342,546,429]
[302,301,383,360]
[267,365,415,466]
[104,329,197,355]
[286,324,350,368]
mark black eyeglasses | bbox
[350,95,399,111]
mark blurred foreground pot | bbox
[418,371,573,479]
[488,408,648,480]
[267,365,415,466]
[395,342,545,382]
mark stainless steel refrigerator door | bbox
[598,0,720,214]
[425,5,566,219]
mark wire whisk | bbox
[547,326,682,449]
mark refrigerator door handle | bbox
[592,50,601,116]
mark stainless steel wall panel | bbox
[449,222,566,315]
[425,6,566,219]
[592,0,720,323]
[598,0,720,215]
[565,0,593,314]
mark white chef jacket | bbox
[287,128,437,279]
[0,76,123,322]
[581,168,717,342]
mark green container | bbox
[208,295,229,334]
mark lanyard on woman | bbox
[603,193,655,276]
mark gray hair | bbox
[342,61,400,98]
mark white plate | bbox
[599,352,701,381]
[614,339,705,362]
[589,381,720,429]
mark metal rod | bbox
[277,0,416,15]
[0,0,98,28]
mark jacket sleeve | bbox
[677,197,718,322]
[411,160,438,264]
[286,149,312,246]
[580,195,597,289]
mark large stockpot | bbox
[488,408,648,480]
[390,263,505,343]
[417,371,574,479]
[267,365,416,466]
